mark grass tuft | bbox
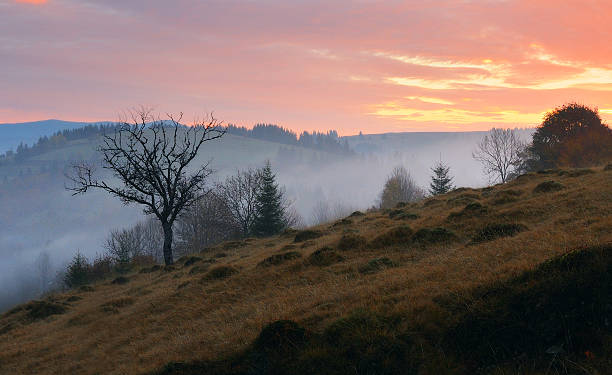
[369,226,413,249]
[307,247,345,267]
[294,230,323,243]
[337,233,367,251]
[412,227,457,245]
[472,223,528,243]
[533,180,564,193]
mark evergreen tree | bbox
[429,161,454,195]
[251,162,287,237]
[64,252,91,288]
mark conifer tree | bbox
[251,161,286,236]
[429,161,454,195]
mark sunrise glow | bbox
[2,0,612,133]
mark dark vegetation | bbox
[0,123,123,165]
[294,230,323,243]
[225,124,353,155]
[411,227,457,245]
[358,257,397,274]
[306,247,345,267]
[369,226,413,249]
[533,180,564,193]
[202,266,239,281]
[157,244,612,375]
[337,233,367,251]
[471,223,528,243]
[523,103,612,170]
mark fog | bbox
[0,129,533,311]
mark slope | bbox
[0,166,610,374]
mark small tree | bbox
[175,191,240,254]
[67,109,225,265]
[251,162,287,237]
[473,128,525,183]
[379,166,424,209]
[429,161,454,195]
[104,228,143,266]
[217,168,263,237]
[64,252,90,288]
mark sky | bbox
[1,0,612,134]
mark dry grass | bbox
[1,166,611,374]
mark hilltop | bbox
[1,165,610,374]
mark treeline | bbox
[0,124,122,164]
[0,122,352,167]
[225,123,353,155]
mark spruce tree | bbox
[429,161,454,195]
[251,162,286,236]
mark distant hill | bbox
[0,120,95,154]
[1,164,610,374]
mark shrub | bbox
[533,180,564,193]
[90,255,114,281]
[258,251,302,267]
[472,223,528,243]
[307,247,344,267]
[411,227,457,245]
[358,257,397,274]
[337,233,367,251]
[349,211,365,217]
[369,226,413,249]
[203,266,238,281]
[294,230,323,243]
[24,300,67,321]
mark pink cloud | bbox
[1,0,611,134]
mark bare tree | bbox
[472,128,525,183]
[67,109,225,265]
[175,191,240,254]
[104,227,143,264]
[138,217,164,261]
[379,166,424,209]
[217,168,263,237]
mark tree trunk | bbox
[162,222,174,265]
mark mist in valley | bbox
[0,128,533,311]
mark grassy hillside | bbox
[1,166,611,374]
